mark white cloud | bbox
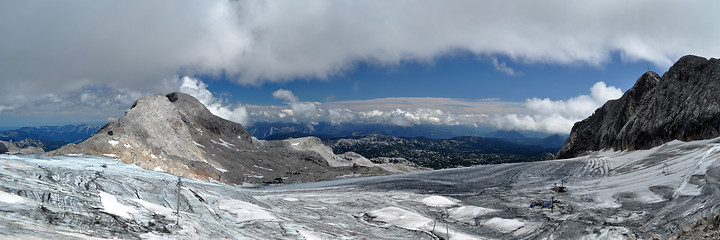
[272,89,319,118]
[493,82,623,134]
[1,0,717,125]
[0,105,16,114]
[250,94,496,127]
[492,58,520,76]
[179,76,249,125]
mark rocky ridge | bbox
[51,92,418,184]
[0,140,45,155]
[558,55,720,158]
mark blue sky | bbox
[0,1,718,133]
[202,53,653,105]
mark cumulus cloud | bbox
[492,58,520,76]
[250,91,497,127]
[272,89,319,118]
[1,0,717,124]
[493,82,623,134]
[179,76,249,125]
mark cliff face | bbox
[52,92,401,184]
[558,55,720,159]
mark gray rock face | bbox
[51,92,406,184]
[0,141,8,154]
[558,55,720,158]
[0,140,45,154]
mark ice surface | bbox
[2,137,720,239]
[130,198,175,221]
[297,229,323,240]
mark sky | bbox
[0,0,718,134]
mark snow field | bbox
[2,137,720,239]
[217,199,275,222]
[99,191,140,219]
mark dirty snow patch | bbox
[0,191,26,204]
[218,199,275,222]
[149,154,157,159]
[108,140,119,146]
[103,154,118,158]
[123,143,133,149]
[337,173,362,178]
[153,166,164,172]
[130,198,174,220]
[253,165,274,171]
[215,167,228,173]
[422,195,458,207]
[483,218,524,233]
[367,207,431,231]
[218,138,235,148]
[99,191,139,219]
[449,206,499,224]
[297,229,322,240]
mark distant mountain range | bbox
[326,134,558,169]
[0,124,103,151]
[246,121,497,140]
[247,121,566,148]
[0,121,567,160]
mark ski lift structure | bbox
[551,180,567,193]
[430,209,450,240]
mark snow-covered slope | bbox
[3,137,720,239]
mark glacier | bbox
[2,137,720,239]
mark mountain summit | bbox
[52,92,412,184]
[558,55,720,158]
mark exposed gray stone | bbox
[0,140,45,154]
[51,92,417,184]
[558,55,720,158]
[0,141,8,154]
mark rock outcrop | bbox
[51,92,416,184]
[0,140,45,154]
[558,55,720,158]
[0,141,7,154]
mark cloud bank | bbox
[1,0,717,125]
[179,77,249,126]
[181,78,623,134]
[493,82,623,134]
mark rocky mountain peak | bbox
[51,92,413,184]
[558,55,720,159]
